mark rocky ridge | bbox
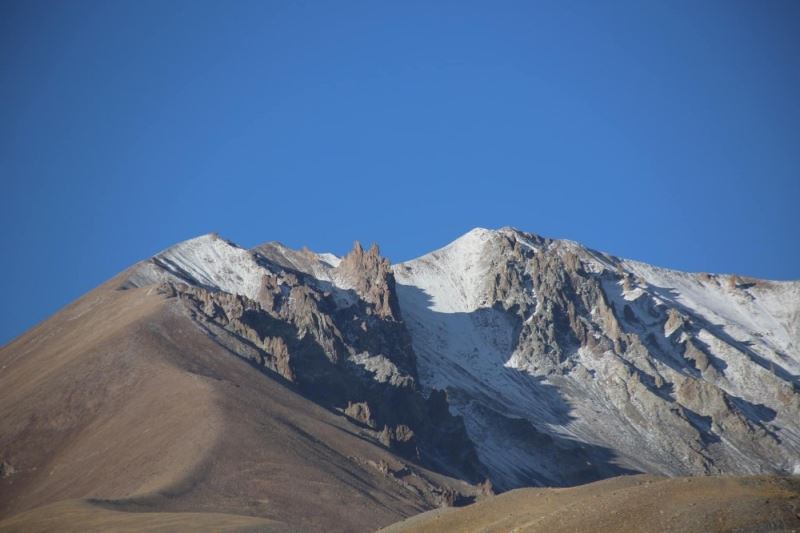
[128,234,485,489]
[127,228,800,491]
[394,228,800,489]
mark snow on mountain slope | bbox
[622,259,800,361]
[127,234,266,299]
[129,235,347,300]
[394,227,800,488]
[125,227,800,490]
[393,229,611,486]
[395,228,501,313]
[252,241,342,283]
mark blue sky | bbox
[1,0,799,344]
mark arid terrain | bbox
[382,475,800,533]
[1,228,798,531]
[0,273,477,532]
[0,499,282,532]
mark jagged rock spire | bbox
[335,240,401,320]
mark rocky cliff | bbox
[127,228,800,491]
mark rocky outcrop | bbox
[393,227,800,488]
[0,462,15,479]
[336,242,401,320]
[150,241,486,487]
[345,401,376,428]
[131,228,800,491]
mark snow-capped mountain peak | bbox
[125,227,800,489]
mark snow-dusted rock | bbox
[128,227,800,490]
[394,227,800,488]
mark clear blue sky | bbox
[1,1,799,344]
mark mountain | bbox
[1,227,798,531]
[394,228,800,488]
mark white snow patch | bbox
[148,234,266,300]
[317,252,341,268]
[395,227,497,313]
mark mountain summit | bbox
[1,227,799,530]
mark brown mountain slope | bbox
[381,474,800,533]
[0,499,284,533]
[0,272,477,532]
